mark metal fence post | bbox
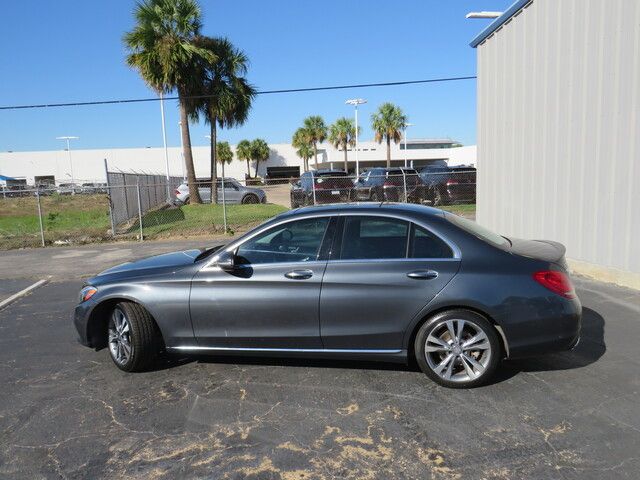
[221,161,228,233]
[312,171,317,205]
[136,180,144,242]
[104,159,117,237]
[35,191,45,247]
[402,170,408,203]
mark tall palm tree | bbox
[371,103,408,168]
[328,117,358,173]
[302,116,327,168]
[124,0,214,204]
[216,141,234,165]
[292,128,312,172]
[188,36,255,203]
[236,139,253,178]
[250,139,270,178]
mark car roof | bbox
[280,202,446,219]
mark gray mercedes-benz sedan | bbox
[74,203,581,388]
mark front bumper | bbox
[73,300,96,348]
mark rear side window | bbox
[410,225,453,258]
[340,217,409,260]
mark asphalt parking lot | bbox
[1,242,639,479]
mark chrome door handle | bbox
[407,270,438,280]
[285,269,313,280]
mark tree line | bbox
[292,102,408,172]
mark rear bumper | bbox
[504,296,582,359]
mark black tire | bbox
[184,196,191,205]
[108,301,163,372]
[241,194,259,204]
[414,309,501,388]
[370,191,380,202]
[291,196,299,209]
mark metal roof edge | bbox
[469,0,532,48]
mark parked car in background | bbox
[81,183,108,194]
[57,183,82,195]
[351,167,426,203]
[175,178,266,205]
[419,165,476,205]
[290,170,353,208]
[74,203,581,388]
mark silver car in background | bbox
[174,178,267,205]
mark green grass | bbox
[133,203,288,237]
[0,195,286,249]
[439,203,476,218]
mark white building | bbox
[0,140,475,185]
[472,0,640,289]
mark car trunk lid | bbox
[508,238,568,268]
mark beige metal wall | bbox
[476,0,640,287]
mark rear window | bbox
[446,213,510,249]
[316,171,347,177]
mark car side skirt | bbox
[167,346,407,363]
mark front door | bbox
[319,215,460,350]
[190,216,334,348]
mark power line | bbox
[0,75,476,111]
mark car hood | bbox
[96,249,204,277]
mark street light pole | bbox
[403,123,414,167]
[205,135,227,233]
[159,91,171,201]
[345,98,367,177]
[56,136,79,194]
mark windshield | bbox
[446,213,510,249]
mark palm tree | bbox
[236,139,253,178]
[328,117,358,173]
[250,139,270,178]
[370,103,408,168]
[292,128,312,172]
[295,143,314,172]
[302,116,327,168]
[124,0,214,204]
[188,36,255,203]
[216,141,234,165]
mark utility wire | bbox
[0,75,476,111]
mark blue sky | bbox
[0,0,512,152]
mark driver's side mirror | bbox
[215,250,236,271]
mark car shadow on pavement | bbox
[489,306,606,384]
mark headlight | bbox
[79,286,97,303]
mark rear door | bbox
[319,215,460,350]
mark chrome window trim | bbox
[202,210,461,270]
[168,346,402,354]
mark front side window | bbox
[236,217,330,265]
[340,217,409,260]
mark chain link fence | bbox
[0,167,475,250]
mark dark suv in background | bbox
[290,170,353,208]
[351,167,425,203]
[419,165,476,205]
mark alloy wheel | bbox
[425,319,492,383]
[108,308,133,366]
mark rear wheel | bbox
[414,310,500,388]
[108,302,162,372]
[370,191,380,202]
[242,194,259,204]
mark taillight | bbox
[447,180,459,185]
[174,189,180,195]
[533,271,576,298]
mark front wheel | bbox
[414,310,501,388]
[108,302,162,372]
[241,194,259,204]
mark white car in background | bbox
[174,178,267,205]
